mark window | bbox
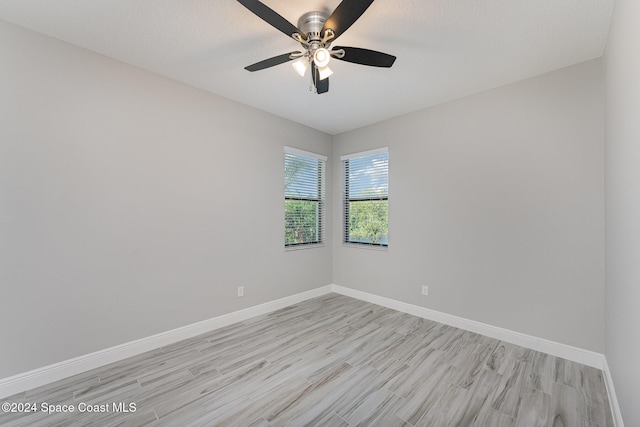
[284,147,326,248]
[342,148,389,247]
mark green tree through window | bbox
[285,148,326,247]
[343,149,389,246]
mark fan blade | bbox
[311,62,329,94]
[333,46,396,67]
[245,52,300,72]
[237,0,304,39]
[322,0,375,40]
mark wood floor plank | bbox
[265,363,355,426]
[196,376,311,427]
[514,386,551,427]
[491,357,531,418]
[452,342,498,390]
[527,351,557,395]
[548,382,583,427]
[453,368,503,426]
[342,388,407,426]
[472,407,516,427]
[486,342,509,373]
[394,365,457,425]
[577,364,614,427]
[555,357,583,389]
[0,294,613,427]
[386,348,444,399]
[105,409,158,427]
[246,417,272,427]
[414,382,471,426]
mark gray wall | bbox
[0,20,332,378]
[604,0,640,424]
[332,60,605,352]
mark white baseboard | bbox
[602,357,625,427]
[1,283,621,426]
[330,284,605,369]
[331,285,624,424]
[0,285,332,399]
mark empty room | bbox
[0,0,638,426]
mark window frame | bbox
[341,147,389,248]
[284,146,327,249]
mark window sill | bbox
[285,243,326,252]
[342,243,388,251]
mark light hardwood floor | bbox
[0,294,613,426]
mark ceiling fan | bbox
[237,0,396,94]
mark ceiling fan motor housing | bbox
[298,11,329,43]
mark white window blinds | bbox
[342,148,389,246]
[285,147,326,247]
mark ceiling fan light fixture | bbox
[292,57,309,76]
[313,48,331,68]
[318,65,333,80]
[238,0,396,95]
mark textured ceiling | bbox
[0,0,614,134]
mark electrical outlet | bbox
[237,286,244,297]
[421,285,428,296]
